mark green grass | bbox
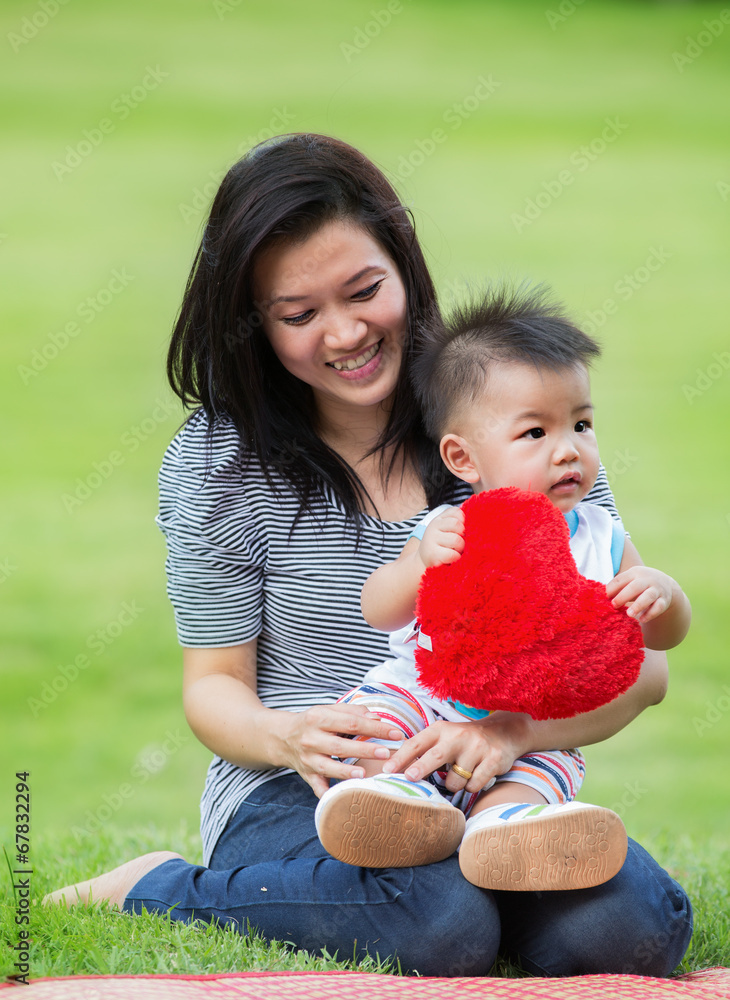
[1,0,729,979]
[3,828,404,980]
[2,826,728,979]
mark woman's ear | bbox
[440,434,481,484]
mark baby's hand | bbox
[606,566,676,625]
[418,507,465,569]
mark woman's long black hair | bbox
[167,133,454,523]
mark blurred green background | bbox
[1,0,728,863]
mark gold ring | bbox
[450,763,473,780]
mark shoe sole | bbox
[318,786,465,868]
[458,806,628,891]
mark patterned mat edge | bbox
[2,968,729,987]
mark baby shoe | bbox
[315,774,465,868]
[458,800,627,891]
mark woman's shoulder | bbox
[161,407,245,481]
[157,409,272,558]
[158,409,255,526]
[581,464,619,521]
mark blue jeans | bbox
[123,774,692,978]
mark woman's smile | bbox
[327,339,383,376]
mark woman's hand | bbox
[277,703,405,799]
[381,713,531,794]
[183,644,403,799]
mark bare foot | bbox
[43,850,184,910]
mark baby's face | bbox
[441,361,600,512]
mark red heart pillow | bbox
[414,487,645,720]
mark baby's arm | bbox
[361,507,465,632]
[606,537,691,650]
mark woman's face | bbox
[254,219,408,424]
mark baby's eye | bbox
[523,427,545,439]
[283,309,314,326]
[575,420,591,432]
[351,280,383,300]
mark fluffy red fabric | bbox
[414,488,645,720]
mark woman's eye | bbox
[351,280,383,300]
[283,309,314,326]
[524,427,544,439]
[281,279,382,323]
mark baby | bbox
[315,284,691,891]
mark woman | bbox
[48,133,692,978]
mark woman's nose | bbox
[322,313,369,352]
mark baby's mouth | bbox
[327,340,382,372]
[552,472,581,489]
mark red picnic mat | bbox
[2,968,729,999]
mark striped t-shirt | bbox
[156,408,619,864]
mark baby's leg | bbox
[470,746,585,815]
[470,780,547,815]
[335,682,435,775]
[458,749,627,892]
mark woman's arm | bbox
[183,642,405,798]
[382,647,668,792]
[522,644,667,747]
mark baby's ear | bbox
[439,434,480,484]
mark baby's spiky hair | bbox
[412,283,601,441]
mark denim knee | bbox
[427,879,501,977]
[496,838,693,977]
[611,841,693,977]
[374,861,501,977]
